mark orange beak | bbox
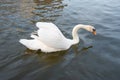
[92,31,96,35]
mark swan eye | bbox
[93,29,96,31]
[92,28,96,35]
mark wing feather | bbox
[35,22,67,49]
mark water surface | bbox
[0,0,120,80]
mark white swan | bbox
[19,22,96,53]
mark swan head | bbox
[84,25,96,35]
[72,24,96,45]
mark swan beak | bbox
[92,31,96,35]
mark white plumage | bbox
[19,22,96,53]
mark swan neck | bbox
[72,24,86,44]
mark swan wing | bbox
[36,22,68,49]
[36,22,60,30]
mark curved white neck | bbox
[72,24,88,44]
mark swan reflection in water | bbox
[23,45,93,67]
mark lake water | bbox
[0,0,120,80]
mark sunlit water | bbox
[0,0,120,80]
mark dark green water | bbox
[0,0,120,80]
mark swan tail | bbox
[19,39,40,50]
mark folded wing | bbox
[36,22,68,49]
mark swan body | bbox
[19,22,96,53]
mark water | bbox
[0,0,120,80]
